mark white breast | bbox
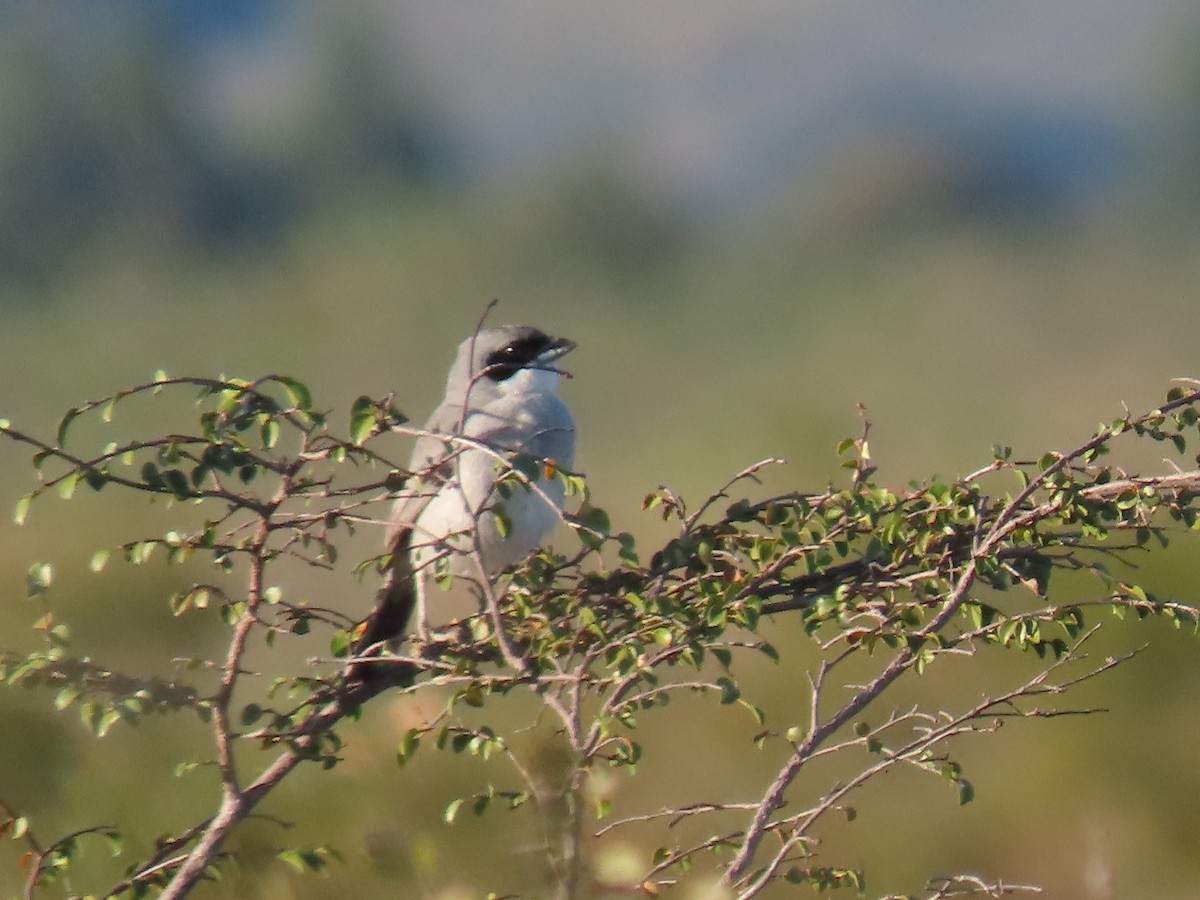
[408,447,566,578]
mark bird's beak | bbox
[536,336,577,364]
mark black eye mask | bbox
[484,331,553,382]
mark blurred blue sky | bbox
[391,1,1177,210]
[2,0,1198,295]
[27,0,1200,226]
[264,3,1193,208]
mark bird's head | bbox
[447,325,576,406]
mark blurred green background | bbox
[4,2,1200,897]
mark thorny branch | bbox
[4,380,1200,897]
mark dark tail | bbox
[345,529,419,687]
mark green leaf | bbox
[57,407,79,447]
[14,493,33,525]
[739,699,766,725]
[956,778,975,805]
[349,396,376,446]
[494,505,512,539]
[96,709,123,737]
[278,848,318,874]
[715,677,739,704]
[170,586,212,616]
[329,630,351,658]
[444,798,466,824]
[140,462,164,490]
[276,854,304,873]
[579,504,611,536]
[276,376,313,411]
[126,541,156,566]
[26,562,53,597]
[57,472,81,500]
[89,550,110,574]
[461,683,485,708]
[102,829,124,858]
[161,469,190,499]
[617,532,639,565]
[396,729,421,766]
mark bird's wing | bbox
[348,394,574,686]
[348,401,463,685]
[385,399,463,537]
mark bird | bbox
[347,325,577,685]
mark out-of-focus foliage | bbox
[4,378,1200,897]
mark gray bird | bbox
[349,325,577,684]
